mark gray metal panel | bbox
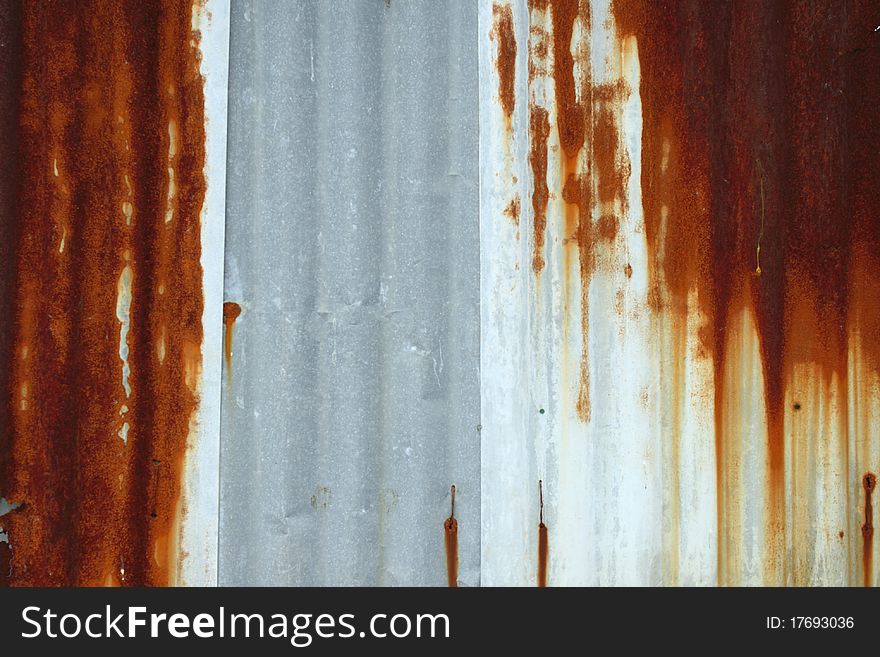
[220,0,480,586]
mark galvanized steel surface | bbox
[219,0,480,586]
[1,0,878,588]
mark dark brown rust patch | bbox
[492,3,517,122]
[0,541,10,579]
[223,301,242,380]
[529,106,550,273]
[504,196,521,227]
[863,473,875,587]
[536,0,586,158]
[1,0,206,586]
[593,82,631,210]
[537,480,548,587]
[0,1,22,503]
[613,0,880,584]
[443,485,458,587]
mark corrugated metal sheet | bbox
[481,0,880,586]
[3,0,878,588]
[0,0,228,586]
[218,0,480,586]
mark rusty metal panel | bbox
[0,0,228,586]
[3,0,876,590]
[219,0,480,586]
[481,0,880,586]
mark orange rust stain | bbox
[529,106,550,273]
[612,0,880,583]
[503,196,521,227]
[443,484,458,588]
[223,301,242,379]
[529,26,548,70]
[492,3,517,122]
[534,0,586,157]
[1,1,206,586]
[592,82,631,210]
[562,167,594,422]
[531,0,616,423]
[863,473,875,587]
[537,480,548,587]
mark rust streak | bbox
[537,480,548,587]
[444,484,458,588]
[612,0,880,585]
[863,473,875,587]
[529,106,550,273]
[223,301,242,381]
[532,0,603,422]
[1,1,207,586]
[492,3,517,122]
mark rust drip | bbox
[492,3,517,122]
[537,480,548,587]
[592,81,631,212]
[536,0,586,157]
[0,1,206,586]
[223,301,242,381]
[863,473,875,587]
[529,106,550,273]
[444,485,458,587]
[531,1,622,422]
[612,0,880,584]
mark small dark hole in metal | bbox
[793,402,801,410]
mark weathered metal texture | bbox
[481,0,880,586]
[0,0,228,586]
[219,0,480,585]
